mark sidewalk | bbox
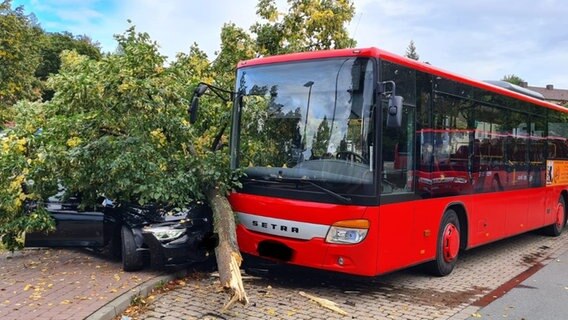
[0,248,167,320]
[467,248,568,319]
[134,231,568,320]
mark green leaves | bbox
[0,1,101,124]
[405,40,420,61]
[1,0,360,251]
[252,0,356,56]
[1,24,219,250]
[0,206,54,251]
[0,0,43,124]
[502,74,526,86]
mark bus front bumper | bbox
[236,224,378,276]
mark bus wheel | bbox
[544,197,566,237]
[428,209,461,276]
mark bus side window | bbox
[382,104,415,194]
[380,60,416,195]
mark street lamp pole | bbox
[328,58,349,152]
[303,81,314,147]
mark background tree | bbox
[312,117,331,157]
[36,32,102,81]
[0,1,102,126]
[502,74,526,86]
[252,0,356,56]
[0,0,42,126]
[405,40,419,60]
[35,31,102,100]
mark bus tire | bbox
[121,226,144,272]
[544,196,566,237]
[428,209,461,276]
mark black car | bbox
[24,194,217,271]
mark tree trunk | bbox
[206,187,248,311]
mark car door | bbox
[25,199,105,247]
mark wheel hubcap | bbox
[443,223,460,263]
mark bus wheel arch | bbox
[544,192,567,237]
[561,190,568,224]
[447,203,469,251]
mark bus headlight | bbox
[325,219,369,244]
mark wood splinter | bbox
[299,291,348,316]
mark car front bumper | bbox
[141,211,217,269]
[142,230,216,268]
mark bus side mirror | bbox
[188,84,208,124]
[386,95,403,128]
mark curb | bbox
[86,269,188,320]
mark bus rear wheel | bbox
[544,196,566,237]
[428,209,460,277]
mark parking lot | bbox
[2,229,567,320]
[138,230,568,320]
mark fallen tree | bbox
[1,0,357,309]
[0,26,250,308]
[208,187,249,309]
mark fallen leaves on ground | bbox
[117,277,193,320]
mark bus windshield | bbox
[232,57,376,199]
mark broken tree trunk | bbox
[206,187,249,311]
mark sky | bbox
[12,0,568,89]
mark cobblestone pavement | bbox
[137,230,568,320]
[0,248,161,320]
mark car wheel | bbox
[428,209,460,277]
[121,226,143,271]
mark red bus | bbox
[227,47,568,276]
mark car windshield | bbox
[232,57,377,198]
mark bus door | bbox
[470,105,508,244]
[525,116,547,229]
[471,106,532,239]
[379,102,419,271]
[503,112,530,235]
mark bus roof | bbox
[237,47,567,114]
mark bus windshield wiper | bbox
[252,176,352,204]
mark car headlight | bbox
[144,226,186,242]
[325,219,369,244]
